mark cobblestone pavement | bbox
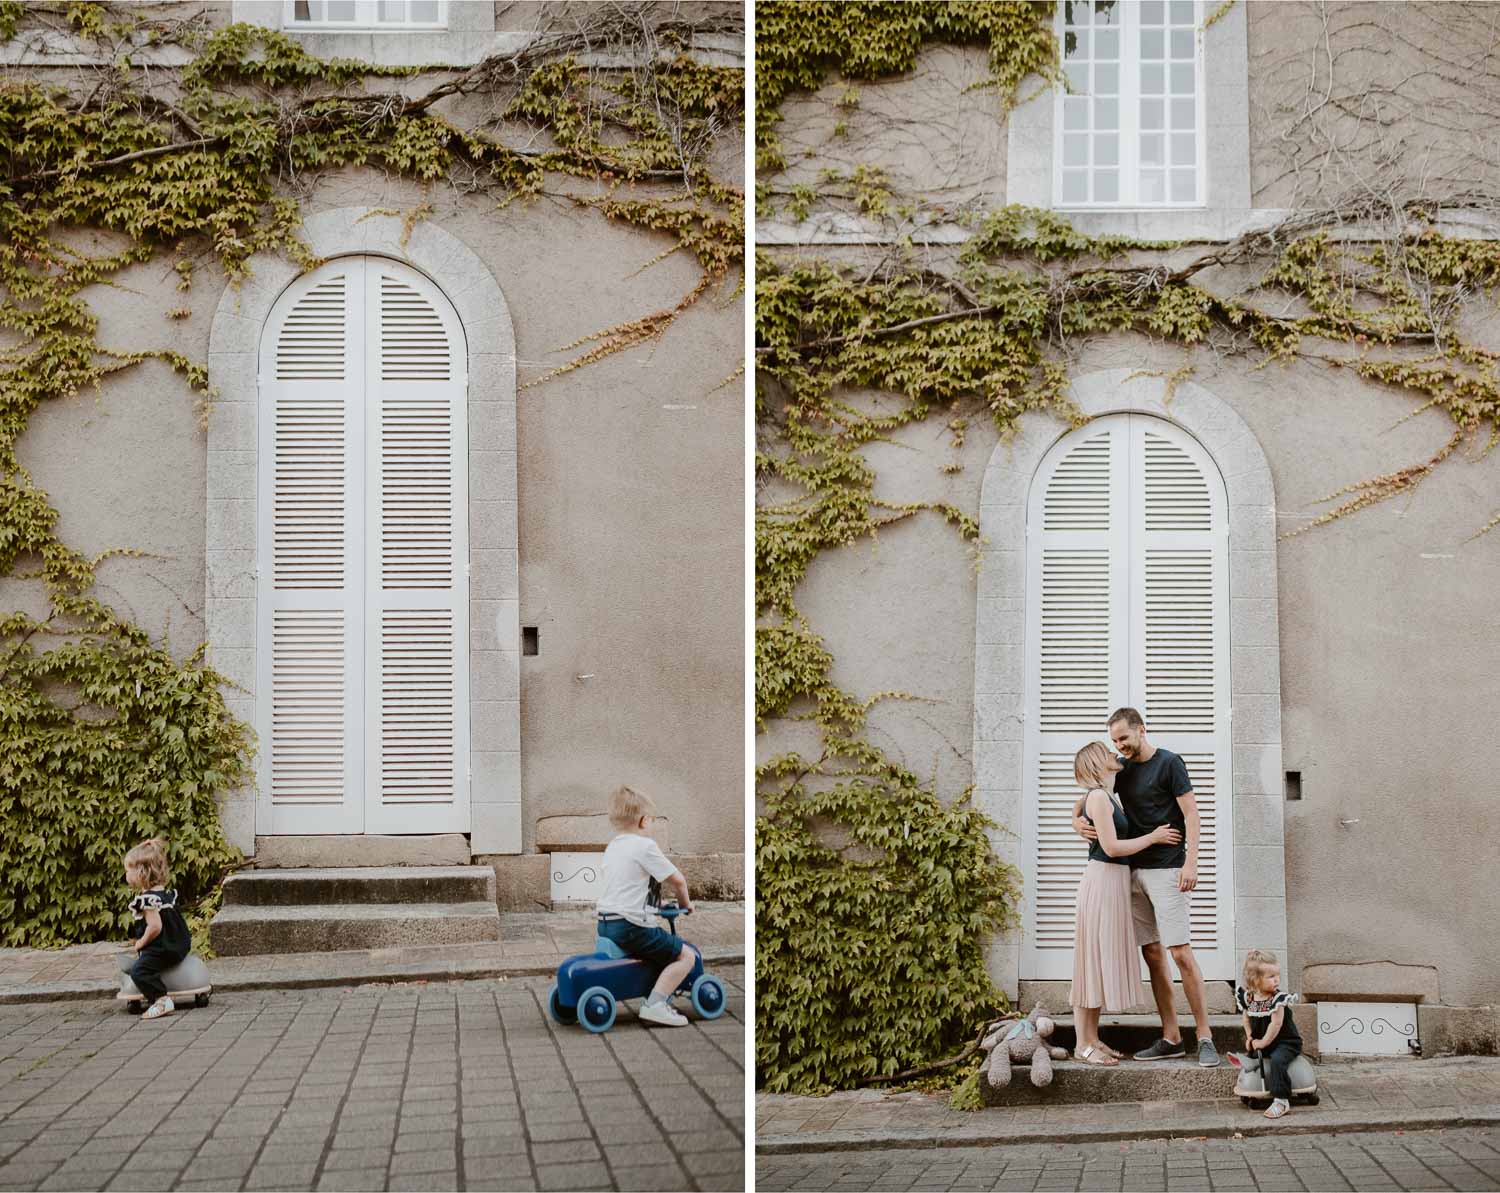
[757,1125,1500,1191]
[0,967,745,1192]
[0,904,746,1004]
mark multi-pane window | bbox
[287,0,444,28]
[1056,0,1202,208]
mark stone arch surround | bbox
[206,207,521,856]
[972,368,1288,998]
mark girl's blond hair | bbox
[1073,741,1116,791]
[608,785,657,832]
[1243,948,1279,993]
[124,838,169,890]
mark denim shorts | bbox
[597,917,684,966]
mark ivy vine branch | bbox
[0,3,743,947]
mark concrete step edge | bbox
[224,867,494,906]
[212,901,501,922]
[0,947,746,1005]
[754,1106,1500,1155]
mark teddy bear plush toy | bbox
[980,1003,1069,1089]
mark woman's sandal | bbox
[1096,1042,1125,1060]
[1074,1045,1118,1066]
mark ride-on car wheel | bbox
[690,974,726,1019]
[195,993,211,1008]
[578,986,617,1033]
[546,983,577,1026]
[126,1000,144,1015]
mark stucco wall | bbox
[758,6,1500,1008]
[5,154,744,856]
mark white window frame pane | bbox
[1053,0,1204,209]
[284,0,447,29]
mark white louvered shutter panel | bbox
[363,262,469,834]
[1128,417,1232,979]
[257,266,365,834]
[1022,423,1130,980]
[1021,414,1234,982]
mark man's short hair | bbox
[1107,707,1144,730]
[608,785,657,832]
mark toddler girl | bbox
[124,839,191,1020]
[1235,948,1301,1118]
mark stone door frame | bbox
[972,367,1289,997]
[206,207,521,856]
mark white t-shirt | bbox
[596,832,679,926]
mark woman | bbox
[1068,741,1182,1065]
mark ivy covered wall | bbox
[0,1,746,944]
[755,0,1500,1092]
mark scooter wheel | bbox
[578,986,616,1033]
[1304,1093,1319,1105]
[126,1000,145,1015]
[1240,1097,1252,1106]
[547,983,577,1026]
[690,974,726,1020]
[195,993,211,1008]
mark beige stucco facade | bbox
[1,3,746,891]
[758,2,1500,1027]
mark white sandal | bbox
[142,997,174,1020]
[1074,1044,1118,1067]
[1264,1098,1289,1119]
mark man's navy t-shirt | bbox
[1115,747,1193,869]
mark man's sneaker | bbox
[1198,1037,1221,1067]
[1134,1037,1186,1061]
[639,1000,689,1027]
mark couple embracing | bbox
[1066,707,1220,1069]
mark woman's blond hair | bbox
[1243,948,1279,993]
[124,838,169,890]
[1073,741,1116,791]
[608,785,657,832]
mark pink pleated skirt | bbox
[1068,860,1143,1013]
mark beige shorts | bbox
[1130,867,1191,948]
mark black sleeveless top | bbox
[128,889,191,957]
[1082,789,1131,865]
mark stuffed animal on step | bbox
[980,1003,1068,1089]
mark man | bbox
[1072,707,1219,1067]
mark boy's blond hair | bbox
[1243,948,1279,994]
[124,838,169,890]
[1073,741,1115,791]
[608,785,657,832]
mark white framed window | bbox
[1055,0,1204,209]
[286,0,446,29]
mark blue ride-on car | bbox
[547,905,727,1032]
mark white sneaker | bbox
[638,999,689,1027]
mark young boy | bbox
[596,785,698,1027]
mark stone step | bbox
[224,866,494,907]
[252,835,470,868]
[979,1054,1249,1107]
[1045,1004,1322,1056]
[1019,979,1242,1015]
[1047,1013,1248,1056]
[209,901,501,956]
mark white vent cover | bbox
[551,853,605,905]
[1317,1002,1419,1055]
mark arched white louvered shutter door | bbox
[1021,414,1233,981]
[257,265,366,835]
[1128,417,1232,980]
[1021,421,1130,980]
[362,262,469,833]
